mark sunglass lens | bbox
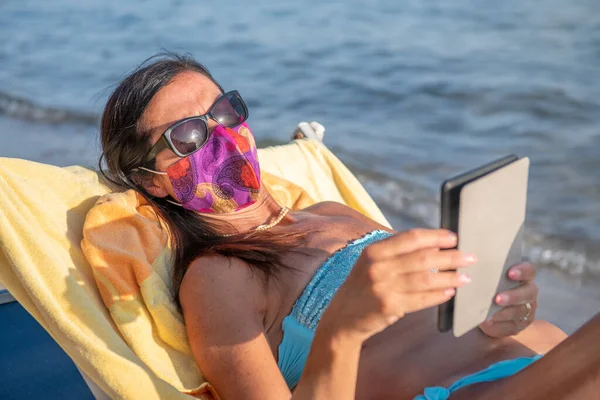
[170,119,208,155]
[213,92,248,127]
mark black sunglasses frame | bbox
[143,90,249,163]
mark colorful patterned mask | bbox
[166,122,261,213]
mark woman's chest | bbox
[261,217,381,358]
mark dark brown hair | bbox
[99,52,305,306]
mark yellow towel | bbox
[258,140,389,223]
[0,138,390,399]
[0,158,195,399]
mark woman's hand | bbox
[479,262,538,338]
[319,229,477,343]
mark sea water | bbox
[1,0,599,333]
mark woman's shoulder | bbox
[181,254,266,296]
[303,200,360,218]
[303,201,395,233]
[179,254,268,316]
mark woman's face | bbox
[138,71,223,199]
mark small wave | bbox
[357,172,600,279]
[526,234,600,279]
[357,172,440,228]
[0,92,98,125]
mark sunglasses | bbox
[143,90,249,164]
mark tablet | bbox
[437,155,530,337]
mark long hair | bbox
[99,52,305,306]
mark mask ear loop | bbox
[133,167,184,207]
[166,199,183,207]
[137,166,168,175]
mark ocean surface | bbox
[1,0,599,333]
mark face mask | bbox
[166,122,261,213]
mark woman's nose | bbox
[206,118,220,132]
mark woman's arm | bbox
[180,255,290,400]
[180,255,365,400]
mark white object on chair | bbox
[291,121,325,142]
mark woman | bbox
[98,53,598,399]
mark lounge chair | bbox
[0,123,390,399]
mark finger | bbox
[365,229,457,260]
[366,249,475,277]
[495,282,539,306]
[401,288,457,314]
[507,262,537,282]
[384,248,477,274]
[397,270,472,292]
[489,304,534,323]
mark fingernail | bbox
[448,233,458,244]
[463,254,477,264]
[444,288,456,296]
[458,273,472,284]
[509,269,521,279]
[496,294,509,305]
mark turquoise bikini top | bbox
[276,230,392,388]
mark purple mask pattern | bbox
[166,122,261,213]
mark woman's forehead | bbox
[140,71,221,140]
